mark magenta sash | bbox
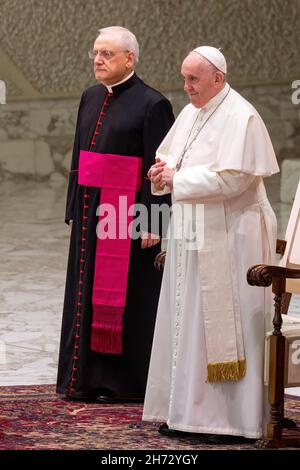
[78,150,142,354]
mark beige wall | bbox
[0,0,300,183]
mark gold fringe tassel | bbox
[206,359,246,382]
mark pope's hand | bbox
[160,166,175,190]
[148,158,167,190]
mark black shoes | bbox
[63,393,98,402]
[158,423,257,444]
[205,434,257,444]
[95,395,144,404]
[63,393,143,404]
[159,423,203,438]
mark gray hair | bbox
[97,26,139,64]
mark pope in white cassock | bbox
[143,46,280,441]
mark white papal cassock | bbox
[143,83,280,438]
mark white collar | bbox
[201,82,230,112]
[105,71,135,93]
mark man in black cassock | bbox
[56,26,174,402]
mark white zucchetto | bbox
[193,46,227,74]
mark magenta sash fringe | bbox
[78,151,142,354]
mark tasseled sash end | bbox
[206,359,246,382]
[91,306,123,354]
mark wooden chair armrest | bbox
[247,264,300,288]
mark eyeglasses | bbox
[88,50,129,60]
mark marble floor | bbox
[0,174,299,397]
[0,178,69,385]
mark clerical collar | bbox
[201,82,230,112]
[105,71,135,93]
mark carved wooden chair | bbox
[247,260,300,448]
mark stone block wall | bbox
[0,0,300,194]
[0,99,78,183]
[1,83,298,184]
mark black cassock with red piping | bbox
[56,74,174,399]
